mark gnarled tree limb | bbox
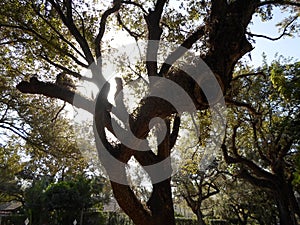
[16,78,95,114]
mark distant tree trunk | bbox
[80,208,84,225]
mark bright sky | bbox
[107,4,300,68]
[248,7,300,66]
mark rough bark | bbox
[274,177,298,225]
[202,0,258,91]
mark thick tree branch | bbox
[231,124,240,157]
[237,169,275,189]
[252,120,271,164]
[170,115,181,149]
[159,26,205,77]
[182,181,198,213]
[16,78,94,114]
[94,94,119,157]
[48,0,94,64]
[144,0,167,77]
[32,3,88,63]
[221,144,276,181]
[157,119,171,159]
[203,188,219,201]
[95,1,122,59]
[111,180,152,224]
[230,124,276,181]
[203,0,262,89]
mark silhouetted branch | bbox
[225,98,261,115]
[117,13,143,40]
[159,26,205,77]
[16,78,95,114]
[246,16,298,41]
[232,72,265,81]
[145,0,167,77]
[122,0,147,14]
[48,0,94,64]
[258,0,300,7]
[95,1,122,59]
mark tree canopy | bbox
[1,0,300,225]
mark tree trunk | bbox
[275,182,297,225]
[147,178,176,225]
[110,174,175,225]
[196,210,206,225]
[277,195,294,225]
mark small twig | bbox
[225,98,261,115]
[51,102,66,122]
[232,72,265,81]
[39,51,82,79]
[0,99,12,123]
[122,0,147,14]
[116,13,143,40]
[258,1,300,7]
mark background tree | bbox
[0,0,299,225]
[172,111,223,225]
[0,25,92,204]
[24,175,109,225]
[222,59,300,224]
[173,161,221,225]
[0,144,23,203]
[214,176,278,225]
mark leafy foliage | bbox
[1,1,300,225]
[24,175,109,225]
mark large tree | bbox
[1,0,300,225]
[222,59,300,224]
